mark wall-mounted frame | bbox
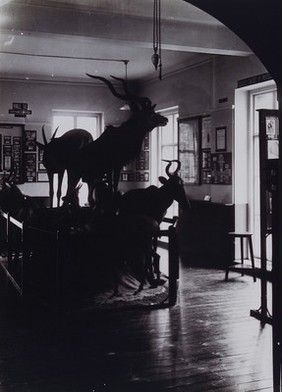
[37,145,46,172]
[216,126,227,152]
[23,152,36,182]
[24,130,37,152]
[201,116,211,149]
[265,114,279,159]
[178,117,201,184]
[37,172,49,182]
[0,123,24,182]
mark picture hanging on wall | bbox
[178,116,201,184]
[23,152,36,182]
[0,123,24,183]
[201,116,211,149]
[24,130,37,152]
[37,172,48,182]
[37,145,46,172]
[3,144,12,171]
[210,152,232,185]
[216,127,227,152]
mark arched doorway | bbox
[184,1,282,390]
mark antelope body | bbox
[36,127,93,207]
[64,75,168,207]
[119,160,190,223]
[114,160,190,293]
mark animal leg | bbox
[64,172,80,206]
[134,253,147,294]
[87,182,96,208]
[48,172,54,208]
[56,170,64,207]
[113,168,121,194]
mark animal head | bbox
[86,74,168,130]
[158,160,191,212]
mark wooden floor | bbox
[0,259,273,391]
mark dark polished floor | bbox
[0,259,273,392]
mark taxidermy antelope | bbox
[116,160,191,293]
[36,126,93,207]
[118,160,190,223]
[64,74,168,207]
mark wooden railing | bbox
[0,210,180,311]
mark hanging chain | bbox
[153,0,158,54]
[152,0,162,80]
[158,0,162,80]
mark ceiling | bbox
[0,0,253,83]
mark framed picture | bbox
[37,146,46,172]
[24,130,37,152]
[178,117,201,184]
[201,116,211,149]
[265,114,279,159]
[216,126,227,152]
[37,172,49,182]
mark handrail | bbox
[0,209,23,229]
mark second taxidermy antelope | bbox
[64,74,168,207]
[36,126,93,207]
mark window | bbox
[52,110,103,139]
[51,110,103,206]
[251,89,278,259]
[151,107,179,218]
[234,82,277,260]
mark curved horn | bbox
[110,75,152,109]
[87,74,152,111]
[163,159,181,177]
[42,125,48,145]
[86,74,129,101]
[51,126,59,141]
[110,75,130,95]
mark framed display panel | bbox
[201,116,212,183]
[178,117,201,184]
[215,126,227,152]
[0,123,24,183]
[120,132,150,182]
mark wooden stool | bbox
[225,232,256,282]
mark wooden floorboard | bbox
[0,259,273,392]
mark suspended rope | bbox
[152,0,162,80]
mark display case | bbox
[178,200,234,269]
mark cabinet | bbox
[178,200,234,268]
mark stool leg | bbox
[225,235,233,281]
[240,237,244,276]
[248,236,256,282]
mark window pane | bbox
[77,117,98,139]
[174,114,179,144]
[161,116,174,144]
[161,145,174,162]
[53,116,74,136]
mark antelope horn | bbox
[110,75,130,95]
[86,74,151,111]
[110,75,152,109]
[163,159,181,177]
[86,74,129,101]
[51,126,59,141]
[75,182,83,191]
[42,125,48,145]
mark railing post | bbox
[168,225,179,306]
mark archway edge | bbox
[184,0,282,85]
